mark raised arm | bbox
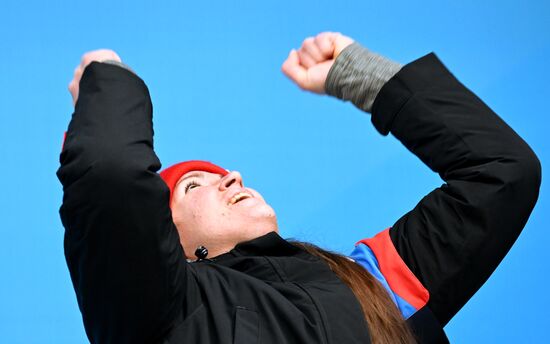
[283,33,541,326]
[57,51,192,343]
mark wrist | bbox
[325,43,403,113]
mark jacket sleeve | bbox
[57,62,194,343]
[367,53,541,326]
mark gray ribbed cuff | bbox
[325,42,403,113]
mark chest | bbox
[166,255,371,344]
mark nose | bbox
[219,171,243,191]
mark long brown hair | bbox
[291,241,416,344]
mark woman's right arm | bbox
[58,53,197,343]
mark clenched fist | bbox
[281,32,354,94]
[68,49,122,106]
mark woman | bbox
[58,32,541,343]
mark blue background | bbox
[0,0,548,342]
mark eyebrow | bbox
[178,172,206,184]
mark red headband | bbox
[159,160,229,205]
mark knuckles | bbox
[79,49,121,68]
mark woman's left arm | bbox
[283,33,542,326]
[361,51,541,325]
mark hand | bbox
[68,49,122,106]
[281,32,355,94]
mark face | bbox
[170,170,278,259]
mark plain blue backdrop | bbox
[0,0,548,342]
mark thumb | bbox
[281,49,309,90]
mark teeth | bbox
[229,192,252,205]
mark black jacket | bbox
[57,53,541,343]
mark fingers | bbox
[297,34,334,68]
[68,63,82,106]
[281,31,355,94]
[281,32,336,91]
[297,50,316,69]
[281,49,309,90]
[73,65,83,81]
[314,32,337,58]
[81,49,121,69]
[284,31,355,71]
[289,31,344,69]
[68,80,78,106]
[300,37,325,67]
[281,32,338,89]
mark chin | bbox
[251,203,277,221]
[238,203,278,233]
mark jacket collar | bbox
[213,231,303,262]
[234,231,303,256]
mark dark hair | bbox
[290,241,416,344]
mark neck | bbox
[190,228,280,260]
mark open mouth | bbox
[228,192,253,205]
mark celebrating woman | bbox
[58,32,540,343]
